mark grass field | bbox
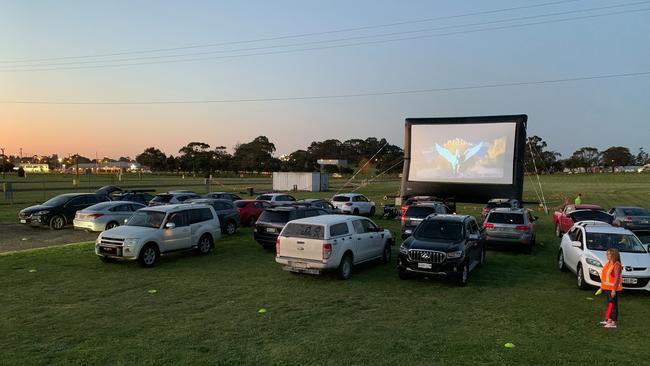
[1,173,650,365]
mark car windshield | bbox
[257,195,273,201]
[126,210,165,228]
[585,232,647,253]
[405,206,436,218]
[259,210,291,223]
[150,195,171,204]
[234,201,248,208]
[621,208,649,216]
[332,196,350,202]
[635,232,650,244]
[487,213,524,225]
[282,223,325,239]
[569,210,612,224]
[414,221,463,241]
[42,195,72,206]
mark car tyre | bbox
[558,250,568,272]
[398,267,411,280]
[456,261,469,287]
[225,221,237,235]
[369,206,376,217]
[576,263,590,290]
[196,234,213,255]
[105,221,119,230]
[381,245,391,264]
[353,208,359,216]
[49,215,65,230]
[139,244,159,268]
[338,253,353,280]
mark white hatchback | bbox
[330,193,376,216]
[95,204,221,267]
[558,221,650,291]
[256,193,297,207]
[275,215,393,279]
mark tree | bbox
[118,156,131,162]
[524,136,561,173]
[166,155,178,171]
[601,146,634,171]
[307,139,343,159]
[564,147,601,171]
[281,150,317,172]
[136,147,167,171]
[635,148,649,165]
[374,143,404,174]
[233,136,277,172]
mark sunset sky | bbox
[2,0,649,159]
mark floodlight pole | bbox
[1,147,5,180]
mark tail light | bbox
[624,216,633,222]
[515,225,530,231]
[483,223,494,228]
[276,238,280,257]
[322,243,332,260]
[345,202,352,206]
[401,204,408,216]
[87,214,104,219]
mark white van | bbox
[275,215,393,279]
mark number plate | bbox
[290,261,307,269]
[622,277,637,284]
[417,262,433,269]
[20,219,27,224]
[266,228,276,233]
[100,246,117,255]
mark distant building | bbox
[69,162,143,173]
[317,159,348,168]
[18,163,50,173]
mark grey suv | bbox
[483,208,537,253]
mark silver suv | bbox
[95,204,221,267]
[483,208,537,253]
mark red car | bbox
[234,200,273,226]
[552,204,612,237]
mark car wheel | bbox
[248,216,257,226]
[49,215,65,230]
[456,261,469,287]
[381,245,391,264]
[369,206,376,217]
[139,244,159,268]
[225,221,237,235]
[353,208,359,216]
[576,263,589,290]
[196,234,213,255]
[105,221,119,230]
[558,250,568,272]
[398,267,411,280]
[338,253,353,280]
[99,256,116,263]
[555,224,562,238]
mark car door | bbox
[211,202,228,224]
[565,228,583,272]
[351,219,369,261]
[163,210,191,251]
[361,219,384,258]
[466,219,481,263]
[464,221,478,263]
[358,195,372,214]
[64,196,89,222]
[188,208,212,246]
[111,203,136,222]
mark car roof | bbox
[424,214,470,222]
[487,198,516,203]
[140,203,209,213]
[57,193,98,198]
[301,198,325,202]
[288,214,363,226]
[188,198,231,203]
[334,193,364,197]
[581,224,633,234]
[412,201,444,207]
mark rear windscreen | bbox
[257,195,273,201]
[332,196,350,202]
[151,195,171,203]
[621,208,649,216]
[234,201,247,208]
[414,221,462,241]
[487,213,524,224]
[405,206,436,218]
[569,211,612,224]
[282,223,325,239]
[259,210,290,223]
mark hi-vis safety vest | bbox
[600,262,623,291]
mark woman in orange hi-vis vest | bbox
[600,248,623,328]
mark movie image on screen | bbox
[408,122,517,185]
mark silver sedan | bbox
[73,201,145,232]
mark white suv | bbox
[330,193,375,216]
[95,204,221,267]
[275,215,393,279]
[256,193,297,206]
[558,221,650,291]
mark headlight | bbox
[586,258,602,267]
[123,238,139,246]
[34,210,50,215]
[447,250,463,259]
[399,245,409,255]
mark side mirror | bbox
[165,222,176,229]
[571,240,582,248]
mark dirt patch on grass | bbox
[0,224,97,253]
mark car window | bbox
[406,206,436,218]
[414,221,463,241]
[332,196,350,202]
[352,220,365,234]
[324,202,334,209]
[111,204,132,212]
[487,213,524,225]
[358,196,369,202]
[177,195,191,202]
[68,196,85,206]
[469,220,479,234]
[259,210,290,223]
[568,228,578,241]
[167,211,188,227]
[257,195,272,201]
[575,230,583,245]
[304,210,320,218]
[330,223,350,237]
[130,204,145,211]
[282,223,325,239]
[361,220,377,232]
[621,208,649,216]
[586,232,647,253]
[285,195,296,202]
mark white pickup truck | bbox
[275,215,393,279]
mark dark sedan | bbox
[609,206,650,232]
[397,215,485,286]
[18,193,110,230]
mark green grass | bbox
[2,173,650,365]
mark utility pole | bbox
[1,147,5,180]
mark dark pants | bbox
[605,290,619,322]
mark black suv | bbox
[18,193,110,230]
[397,215,485,286]
[187,198,241,235]
[401,202,451,239]
[253,207,329,249]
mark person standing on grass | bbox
[574,193,582,205]
[600,248,622,328]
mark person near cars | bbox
[575,193,582,205]
[600,248,622,329]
